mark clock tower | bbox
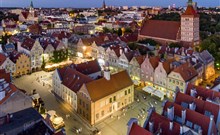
[181,0,200,46]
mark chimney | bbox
[149,121,154,133]
[180,125,184,134]
[190,88,197,97]
[6,114,10,123]
[167,105,174,121]
[181,109,186,124]
[124,47,128,53]
[104,66,110,80]
[169,121,173,130]
[189,102,196,110]
[198,129,202,135]
[120,48,123,55]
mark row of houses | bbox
[0,32,69,77]
[127,83,220,135]
[52,59,134,125]
[76,35,215,99]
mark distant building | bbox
[139,0,200,46]
[18,1,38,23]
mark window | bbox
[128,89,131,94]
[96,113,99,120]
[86,104,89,110]
[125,90,127,95]
[109,98,112,103]
[101,110,104,117]
[79,99,82,105]
[186,120,193,128]
[109,107,112,112]
[113,96,116,101]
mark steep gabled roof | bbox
[163,101,214,135]
[70,59,101,76]
[140,20,180,41]
[21,37,36,51]
[185,83,220,101]
[175,91,219,123]
[85,70,133,102]
[61,67,93,93]
[0,53,7,66]
[172,62,198,82]
[145,112,180,135]
[129,123,152,135]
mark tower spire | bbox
[102,0,106,9]
[187,0,193,6]
[30,0,33,8]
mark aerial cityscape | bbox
[0,0,219,135]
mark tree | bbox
[41,56,46,69]
[169,43,181,48]
[124,27,132,33]
[117,28,122,37]
[103,27,111,33]
[138,38,158,46]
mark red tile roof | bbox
[0,83,18,105]
[21,37,35,51]
[175,92,219,123]
[163,101,213,135]
[85,70,133,101]
[0,69,11,83]
[145,112,180,135]
[149,56,160,69]
[172,62,198,82]
[182,5,199,17]
[61,67,93,93]
[129,123,152,135]
[140,20,180,40]
[70,59,101,76]
[185,83,220,102]
[0,53,7,66]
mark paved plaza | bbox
[13,71,164,135]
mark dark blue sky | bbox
[0,0,219,8]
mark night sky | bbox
[0,0,219,8]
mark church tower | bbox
[181,0,200,46]
[29,1,34,13]
[102,0,106,9]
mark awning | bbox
[53,117,64,125]
[143,86,154,93]
[47,110,56,117]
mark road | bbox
[13,71,163,135]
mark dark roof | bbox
[60,67,93,93]
[172,62,198,82]
[21,37,35,51]
[163,101,213,135]
[145,112,180,135]
[70,59,101,76]
[85,70,133,102]
[185,83,220,102]
[198,50,214,64]
[129,123,152,135]
[140,20,180,40]
[0,69,11,83]
[0,108,42,133]
[175,91,220,123]
[0,53,7,66]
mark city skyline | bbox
[0,0,220,8]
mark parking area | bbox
[13,71,163,135]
